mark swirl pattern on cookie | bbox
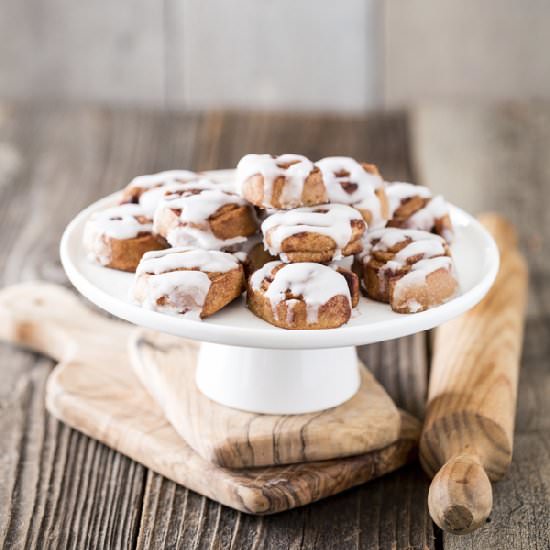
[316,156,389,228]
[236,154,326,209]
[121,170,199,215]
[132,247,244,319]
[386,182,453,242]
[248,261,353,329]
[153,180,258,250]
[362,228,458,313]
[261,203,365,263]
[84,203,166,271]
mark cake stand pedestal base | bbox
[196,343,360,415]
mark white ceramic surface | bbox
[60,169,499,413]
[196,344,360,414]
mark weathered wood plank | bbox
[133,108,433,549]
[0,104,179,549]
[0,103,429,549]
[412,102,550,549]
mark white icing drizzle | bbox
[316,156,386,227]
[392,256,454,306]
[128,170,198,190]
[86,204,152,240]
[133,247,241,319]
[386,182,451,238]
[364,228,445,261]
[386,182,432,216]
[363,228,455,300]
[136,247,240,275]
[363,227,444,253]
[236,154,314,208]
[138,269,211,319]
[138,177,222,217]
[83,204,153,266]
[251,261,351,324]
[154,181,251,250]
[261,203,363,261]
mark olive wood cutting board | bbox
[0,282,419,515]
[129,330,401,469]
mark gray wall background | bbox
[1,0,549,110]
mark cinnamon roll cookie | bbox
[386,182,453,242]
[153,179,258,250]
[132,247,244,319]
[84,204,167,272]
[316,157,389,228]
[261,203,366,263]
[361,228,458,313]
[119,170,202,219]
[247,261,359,329]
[236,154,327,209]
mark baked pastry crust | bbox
[386,182,453,242]
[120,170,199,211]
[316,157,389,228]
[234,239,279,278]
[262,204,366,263]
[247,261,357,329]
[132,247,244,319]
[153,180,258,249]
[236,154,327,209]
[361,228,458,313]
[84,204,167,272]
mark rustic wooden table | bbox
[0,103,548,549]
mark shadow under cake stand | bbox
[60,172,499,416]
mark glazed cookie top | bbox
[128,170,199,190]
[86,204,153,240]
[363,228,448,262]
[136,247,241,276]
[121,170,200,215]
[363,228,455,296]
[155,180,252,249]
[251,261,351,324]
[236,153,317,209]
[386,182,452,239]
[134,247,242,319]
[316,157,387,228]
[261,203,364,260]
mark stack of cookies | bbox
[82,155,459,329]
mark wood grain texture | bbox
[0,282,420,516]
[412,103,550,548]
[444,429,550,550]
[130,330,401,469]
[421,215,528,479]
[0,103,434,548]
[423,215,528,533]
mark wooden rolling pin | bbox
[420,213,528,534]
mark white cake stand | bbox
[60,171,499,415]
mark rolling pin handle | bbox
[428,453,493,535]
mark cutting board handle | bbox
[428,453,492,533]
[0,282,128,362]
